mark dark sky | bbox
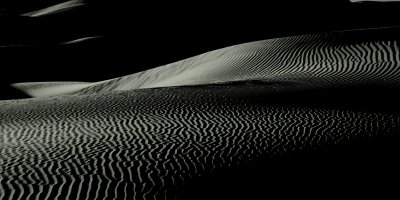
[0,0,399,84]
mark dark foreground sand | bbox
[1,83,400,199]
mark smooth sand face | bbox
[11,82,91,98]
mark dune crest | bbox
[22,0,86,17]
[350,0,400,2]
[12,27,400,98]
[62,36,104,45]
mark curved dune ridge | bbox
[350,0,400,2]
[12,27,400,98]
[61,36,104,45]
[22,0,86,17]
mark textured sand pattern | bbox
[2,27,400,199]
[1,86,400,199]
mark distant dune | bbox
[350,0,400,2]
[61,36,104,45]
[12,27,400,98]
[22,0,86,17]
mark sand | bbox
[22,0,86,17]
[2,27,400,199]
[12,27,400,98]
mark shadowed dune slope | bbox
[0,84,31,100]
[12,27,400,98]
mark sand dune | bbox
[22,0,86,17]
[12,27,400,98]
[350,0,400,2]
[2,27,400,199]
[61,36,104,45]
[78,27,400,93]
